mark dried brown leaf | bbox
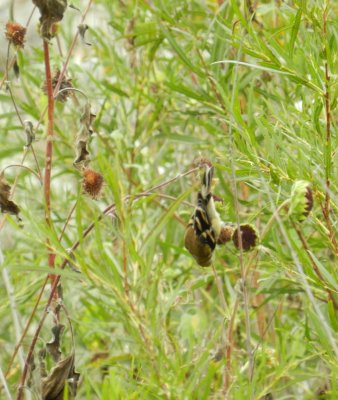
[0,173,21,219]
[42,353,74,400]
[24,120,35,147]
[39,348,48,378]
[73,103,96,170]
[78,24,91,46]
[46,324,65,362]
[68,366,80,397]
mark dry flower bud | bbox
[5,21,26,49]
[82,169,103,199]
[217,223,234,245]
[32,0,67,39]
[232,224,259,251]
[42,70,73,102]
[193,156,213,169]
[303,186,313,218]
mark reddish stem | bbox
[42,40,57,287]
[224,300,239,396]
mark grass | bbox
[0,0,337,399]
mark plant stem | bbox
[211,263,229,316]
[7,277,49,377]
[292,222,338,310]
[43,39,54,225]
[6,83,42,180]
[224,298,239,396]
[53,0,93,96]
[42,39,58,302]
[322,4,337,255]
[1,164,41,182]
[16,42,56,399]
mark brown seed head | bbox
[217,223,234,245]
[42,70,73,102]
[303,186,313,218]
[232,224,258,251]
[82,169,104,199]
[192,156,213,169]
[5,21,26,49]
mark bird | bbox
[184,165,221,266]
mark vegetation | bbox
[0,0,337,399]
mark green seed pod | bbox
[289,180,313,222]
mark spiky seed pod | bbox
[232,224,259,251]
[192,156,213,169]
[303,186,313,218]
[217,223,234,245]
[42,70,73,102]
[5,21,26,49]
[289,180,313,222]
[82,169,103,199]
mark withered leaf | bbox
[78,24,91,46]
[73,141,90,168]
[79,102,96,135]
[32,0,68,39]
[42,353,74,400]
[27,353,36,388]
[73,103,96,170]
[46,324,65,363]
[39,348,48,378]
[24,120,35,147]
[68,366,80,397]
[0,173,21,219]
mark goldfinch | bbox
[184,166,221,266]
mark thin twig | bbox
[58,200,78,242]
[211,263,229,316]
[6,277,49,378]
[6,83,24,126]
[42,39,58,309]
[0,150,28,232]
[5,84,43,180]
[2,266,26,372]
[0,364,12,400]
[53,0,94,96]
[1,164,42,183]
[292,221,338,310]
[322,4,337,255]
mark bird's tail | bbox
[189,166,217,250]
[201,165,214,199]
